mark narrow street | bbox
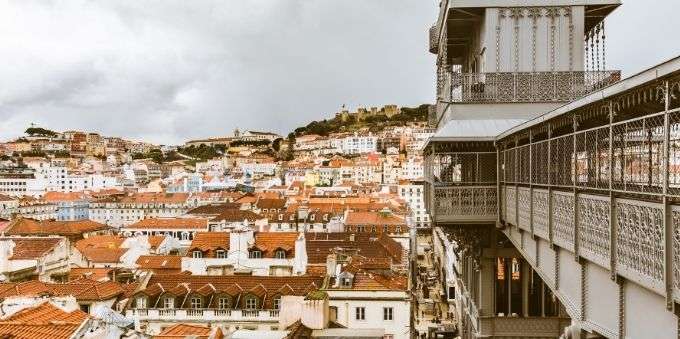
[413,232,457,338]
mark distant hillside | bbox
[292,104,429,137]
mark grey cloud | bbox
[0,0,677,145]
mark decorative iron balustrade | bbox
[434,186,497,222]
[429,24,438,54]
[501,187,674,298]
[445,71,621,103]
[479,316,572,337]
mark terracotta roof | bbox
[187,232,229,257]
[68,268,113,282]
[305,232,403,265]
[253,232,298,257]
[80,247,127,264]
[5,218,110,237]
[148,235,165,249]
[209,209,264,222]
[0,280,125,301]
[344,211,406,226]
[144,274,322,301]
[75,235,124,253]
[0,302,89,339]
[186,203,241,216]
[125,218,208,230]
[4,237,62,260]
[136,256,182,270]
[255,198,286,210]
[42,191,88,202]
[153,324,223,339]
[119,192,190,204]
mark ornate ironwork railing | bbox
[434,186,497,222]
[479,316,572,337]
[446,71,621,103]
[429,24,439,54]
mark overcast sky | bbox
[0,1,678,145]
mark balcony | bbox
[425,148,498,223]
[434,186,496,223]
[479,316,572,338]
[126,308,280,323]
[444,71,621,103]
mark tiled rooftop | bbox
[125,217,208,230]
[0,302,89,339]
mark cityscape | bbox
[0,1,678,339]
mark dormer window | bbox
[249,250,262,259]
[216,250,226,258]
[278,214,283,221]
[323,214,328,221]
[192,251,203,258]
[275,249,286,259]
[218,297,231,309]
[273,297,281,310]
[163,297,174,309]
[245,295,258,309]
[190,296,202,309]
[136,296,147,309]
[341,277,352,287]
[289,215,295,221]
[310,214,315,221]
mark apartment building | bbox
[89,193,196,228]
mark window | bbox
[275,250,286,259]
[249,250,262,259]
[383,225,388,233]
[273,297,281,310]
[136,296,147,309]
[341,277,352,287]
[163,297,174,309]
[218,297,231,309]
[310,214,315,221]
[355,307,365,320]
[395,226,402,233]
[192,251,203,258]
[383,307,393,320]
[190,297,202,309]
[216,250,226,258]
[245,296,258,309]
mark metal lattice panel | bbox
[532,189,550,239]
[575,127,610,189]
[672,207,680,301]
[577,194,611,268]
[616,199,664,286]
[518,145,531,183]
[611,114,665,194]
[500,186,507,220]
[550,135,574,186]
[531,141,549,185]
[518,187,531,231]
[552,191,575,251]
[434,186,497,219]
[506,186,517,225]
[447,71,621,103]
